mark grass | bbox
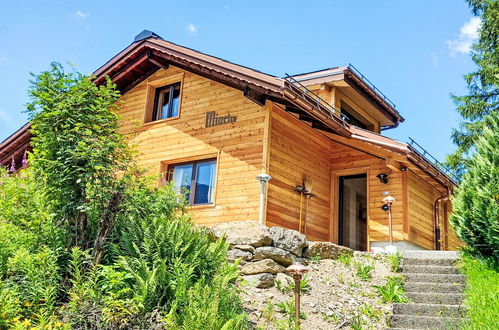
[337,253,353,266]
[387,251,403,272]
[354,261,374,281]
[275,274,311,294]
[276,299,307,320]
[458,254,499,329]
[373,276,409,303]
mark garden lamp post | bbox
[286,262,310,328]
[256,173,271,225]
[382,195,396,253]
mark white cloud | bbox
[185,23,197,36]
[446,17,482,56]
[223,5,230,10]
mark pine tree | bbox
[447,0,499,178]
[451,112,498,261]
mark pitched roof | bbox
[0,30,453,189]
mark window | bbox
[167,159,217,205]
[152,82,181,121]
[340,102,374,131]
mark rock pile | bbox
[209,220,352,288]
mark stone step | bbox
[404,281,465,294]
[404,272,465,284]
[393,303,467,318]
[403,257,458,267]
[407,292,466,305]
[390,314,468,329]
[403,250,460,259]
[403,264,459,274]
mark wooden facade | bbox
[0,31,461,251]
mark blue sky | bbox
[0,1,478,161]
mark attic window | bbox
[152,82,181,121]
[340,102,373,131]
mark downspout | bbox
[433,188,450,250]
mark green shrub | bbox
[458,254,499,329]
[4,247,61,319]
[337,253,353,266]
[451,112,498,262]
[0,222,37,278]
[388,251,403,272]
[373,276,408,303]
[354,261,374,281]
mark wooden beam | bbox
[385,157,401,172]
[120,66,160,94]
[244,87,266,106]
[148,56,169,70]
[111,53,150,82]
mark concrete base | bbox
[370,240,426,251]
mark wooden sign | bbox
[205,111,237,127]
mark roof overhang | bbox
[348,126,456,190]
[92,37,352,137]
[0,122,32,167]
[291,67,405,128]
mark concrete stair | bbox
[388,251,469,329]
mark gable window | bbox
[167,159,217,205]
[152,82,181,121]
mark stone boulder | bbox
[210,220,272,247]
[269,226,308,256]
[274,272,292,288]
[240,259,286,275]
[226,248,253,262]
[233,245,255,254]
[303,241,353,259]
[254,246,295,266]
[242,273,275,288]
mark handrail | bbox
[407,137,458,182]
[283,74,350,123]
[348,63,397,110]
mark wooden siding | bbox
[407,171,439,249]
[117,66,266,225]
[330,145,405,248]
[266,109,333,241]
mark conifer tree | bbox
[447,0,499,178]
[451,112,498,261]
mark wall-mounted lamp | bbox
[376,173,389,184]
[400,166,407,171]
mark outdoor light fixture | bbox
[286,262,310,328]
[381,195,396,253]
[256,173,272,225]
[400,166,407,171]
[376,173,389,184]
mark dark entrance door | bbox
[338,174,368,251]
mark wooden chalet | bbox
[0,30,461,251]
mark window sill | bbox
[143,116,180,127]
[188,203,216,210]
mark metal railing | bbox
[283,74,350,123]
[407,137,458,181]
[348,63,397,110]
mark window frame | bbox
[143,72,184,125]
[166,158,217,206]
[151,82,181,121]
